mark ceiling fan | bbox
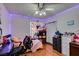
[34,3,54,16]
[36,3,54,11]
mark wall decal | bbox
[67,20,74,26]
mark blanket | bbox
[31,40,43,52]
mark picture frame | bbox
[67,20,74,26]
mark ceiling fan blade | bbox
[38,3,44,10]
[45,8,54,11]
[34,3,45,11]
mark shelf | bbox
[37,29,46,44]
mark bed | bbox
[31,39,43,52]
[13,36,43,52]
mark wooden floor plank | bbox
[20,44,63,56]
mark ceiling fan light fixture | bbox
[38,3,44,10]
[35,11,46,16]
[35,11,39,14]
[34,3,46,16]
[39,13,42,16]
[43,12,46,15]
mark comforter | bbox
[31,40,43,52]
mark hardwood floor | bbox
[20,44,63,56]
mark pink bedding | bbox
[31,40,43,52]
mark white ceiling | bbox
[4,3,79,19]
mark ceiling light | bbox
[34,11,46,16]
[39,13,42,16]
[43,12,46,15]
[35,11,39,14]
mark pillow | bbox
[3,36,8,44]
[12,37,21,43]
[3,36,11,44]
[12,37,22,48]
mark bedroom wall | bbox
[46,22,57,44]
[54,5,79,33]
[0,4,11,43]
[46,5,79,44]
[10,14,30,41]
[0,4,11,36]
[53,5,79,56]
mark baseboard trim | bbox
[46,42,53,46]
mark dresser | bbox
[53,36,62,53]
[70,42,79,56]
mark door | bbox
[46,21,57,44]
